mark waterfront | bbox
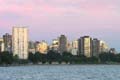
[0,65,120,80]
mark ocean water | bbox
[0,65,120,80]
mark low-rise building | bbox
[36,40,48,54]
[99,40,109,53]
[51,39,59,52]
[29,41,36,53]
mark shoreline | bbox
[1,63,120,67]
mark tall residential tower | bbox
[92,38,100,57]
[12,27,28,59]
[59,35,67,54]
[78,36,92,57]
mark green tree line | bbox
[0,51,120,65]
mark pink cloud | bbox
[0,0,119,25]
[0,0,119,19]
[0,0,120,52]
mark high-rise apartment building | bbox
[3,33,12,53]
[78,36,92,57]
[12,27,28,59]
[92,38,100,57]
[59,35,67,54]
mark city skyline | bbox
[0,27,119,52]
[0,0,120,52]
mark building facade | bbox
[29,41,36,53]
[12,27,28,59]
[51,39,59,52]
[3,33,12,53]
[59,35,67,54]
[71,40,78,55]
[78,36,92,57]
[109,48,116,54]
[92,38,100,57]
[99,40,109,53]
[36,40,48,54]
[67,41,72,53]
[0,38,4,52]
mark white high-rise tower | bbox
[12,27,28,59]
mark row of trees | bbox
[0,51,120,65]
[28,51,120,64]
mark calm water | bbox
[0,65,120,80]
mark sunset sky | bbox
[0,0,120,52]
